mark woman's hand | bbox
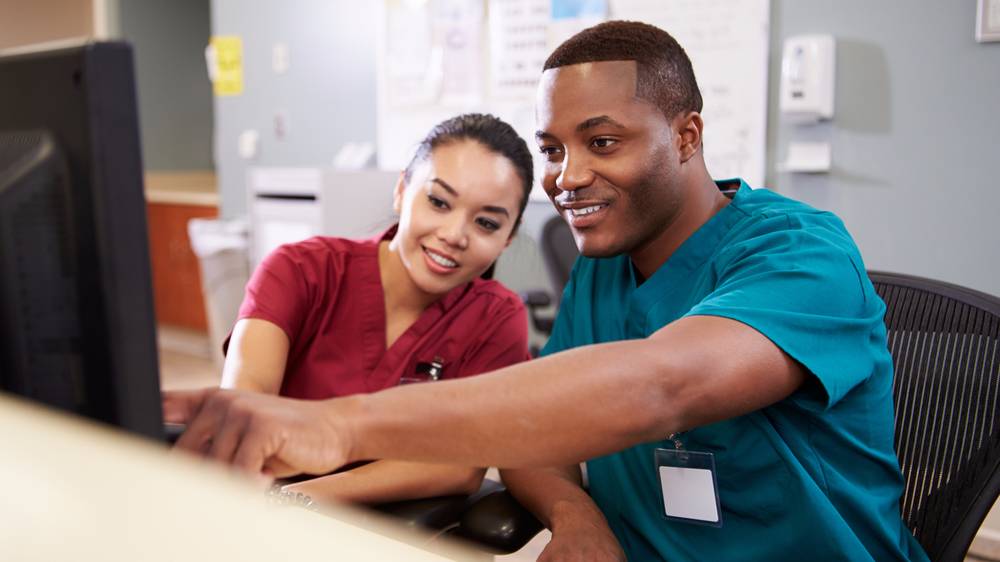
[163,387,355,479]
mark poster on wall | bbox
[383,0,484,108]
[548,0,608,49]
[489,0,550,99]
[977,0,1000,42]
[383,1,439,107]
[437,0,486,105]
[206,36,244,97]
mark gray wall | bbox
[767,0,1000,297]
[120,0,214,170]
[211,0,378,216]
[211,0,1000,298]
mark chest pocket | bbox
[683,413,793,521]
[399,356,446,384]
[418,334,469,381]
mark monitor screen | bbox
[0,41,164,440]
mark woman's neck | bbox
[378,240,439,316]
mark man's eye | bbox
[427,194,448,209]
[538,146,562,156]
[476,218,500,231]
[592,137,617,149]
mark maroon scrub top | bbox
[228,227,531,399]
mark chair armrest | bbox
[520,290,552,308]
[372,479,505,530]
[452,488,544,554]
[520,290,555,336]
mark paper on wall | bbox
[611,0,770,186]
[489,0,549,99]
[548,0,608,50]
[207,36,244,96]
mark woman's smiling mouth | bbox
[423,246,459,272]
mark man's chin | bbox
[577,239,624,259]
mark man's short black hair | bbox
[543,20,703,120]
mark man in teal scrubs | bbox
[495,21,926,561]
[167,20,927,562]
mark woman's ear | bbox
[392,173,406,215]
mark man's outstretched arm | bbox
[166,315,805,476]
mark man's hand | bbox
[503,465,625,562]
[163,388,352,478]
[538,501,625,562]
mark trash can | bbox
[187,218,250,370]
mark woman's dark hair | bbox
[402,114,534,281]
[403,113,534,235]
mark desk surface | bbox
[145,171,219,206]
[0,394,482,561]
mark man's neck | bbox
[628,171,731,282]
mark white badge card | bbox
[654,448,723,527]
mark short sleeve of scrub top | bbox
[686,212,885,409]
[237,241,316,345]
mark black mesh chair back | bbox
[869,271,1000,562]
[539,214,578,302]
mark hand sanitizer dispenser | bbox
[779,35,835,123]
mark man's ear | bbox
[675,112,704,163]
[392,173,406,214]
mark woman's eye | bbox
[476,217,500,231]
[427,194,448,209]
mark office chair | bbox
[521,214,578,349]
[373,478,505,532]
[868,271,1000,562]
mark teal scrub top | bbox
[542,180,929,561]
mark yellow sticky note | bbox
[210,36,243,96]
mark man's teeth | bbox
[570,205,604,216]
[427,250,457,268]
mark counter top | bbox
[145,171,219,207]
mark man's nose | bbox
[555,152,594,192]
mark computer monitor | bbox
[0,41,164,440]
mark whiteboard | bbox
[376,0,771,193]
[610,0,771,186]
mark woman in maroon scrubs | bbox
[221,114,534,505]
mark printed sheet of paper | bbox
[436,0,486,106]
[208,36,244,96]
[489,0,549,99]
[548,0,608,50]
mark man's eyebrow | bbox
[535,115,627,140]
[576,115,626,133]
[431,178,510,218]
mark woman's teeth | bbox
[426,249,457,268]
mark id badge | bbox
[654,448,723,527]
